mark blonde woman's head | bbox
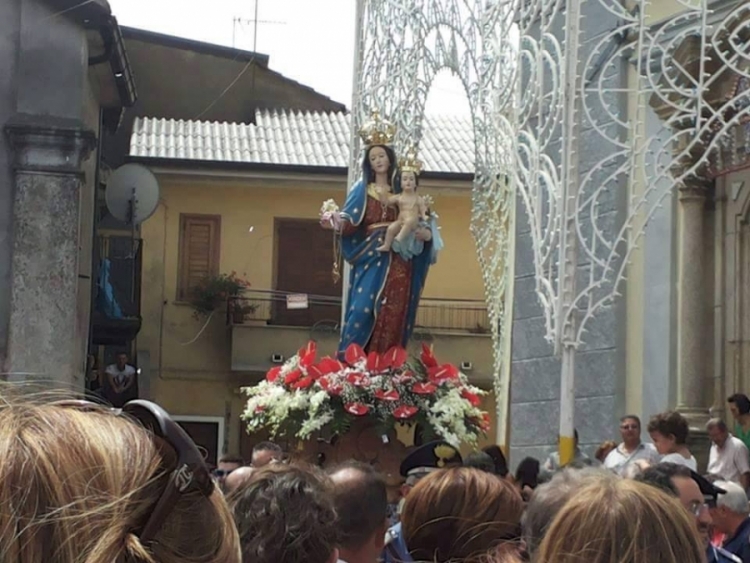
[535,477,704,563]
[0,394,240,563]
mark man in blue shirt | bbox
[711,480,750,562]
[381,441,462,563]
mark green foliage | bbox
[189,271,250,319]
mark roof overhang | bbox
[120,26,270,67]
[44,0,138,125]
[127,156,475,192]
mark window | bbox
[173,416,225,467]
[273,218,341,326]
[177,214,221,301]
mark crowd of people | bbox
[3,389,750,563]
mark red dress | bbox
[342,196,414,353]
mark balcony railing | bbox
[229,290,490,334]
[91,235,143,345]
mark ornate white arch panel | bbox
[349,0,518,443]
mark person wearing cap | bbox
[382,440,462,563]
[710,480,750,563]
[636,463,742,563]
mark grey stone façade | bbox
[4,116,95,387]
[0,0,127,387]
[508,0,641,466]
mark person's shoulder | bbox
[731,435,749,450]
[603,448,619,466]
[104,364,117,373]
[124,364,136,375]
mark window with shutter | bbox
[274,218,341,326]
[177,214,221,301]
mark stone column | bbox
[3,114,95,389]
[676,180,712,470]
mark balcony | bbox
[229,290,495,386]
[91,235,143,346]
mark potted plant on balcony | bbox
[230,301,259,324]
[188,271,250,320]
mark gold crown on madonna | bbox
[359,110,396,147]
[399,146,423,175]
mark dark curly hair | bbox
[230,463,338,563]
[647,411,689,445]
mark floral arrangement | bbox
[319,199,340,229]
[241,341,490,447]
[189,271,251,319]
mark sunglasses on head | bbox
[53,399,214,544]
[213,468,235,478]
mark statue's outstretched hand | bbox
[320,211,342,231]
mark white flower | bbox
[320,199,340,216]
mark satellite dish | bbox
[105,164,160,225]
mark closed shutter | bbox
[274,218,341,326]
[177,214,221,301]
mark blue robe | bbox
[337,180,442,354]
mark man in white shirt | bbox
[103,352,137,407]
[707,418,750,490]
[604,415,661,475]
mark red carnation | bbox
[266,366,282,383]
[292,376,314,390]
[297,341,318,367]
[346,372,369,387]
[393,371,415,384]
[320,377,343,396]
[480,413,491,432]
[428,364,460,384]
[394,405,418,419]
[345,343,367,365]
[412,382,437,395]
[345,402,370,416]
[383,346,408,369]
[374,389,400,402]
[420,343,438,368]
[284,369,302,385]
[461,389,481,407]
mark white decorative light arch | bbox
[347,0,518,445]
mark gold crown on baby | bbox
[358,110,397,147]
[398,146,423,175]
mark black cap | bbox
[400,440,463,477]
[690,469,726,499]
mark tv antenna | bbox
[232,0,287,49]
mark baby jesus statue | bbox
[376,148,428,253]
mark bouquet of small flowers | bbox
[319,199,340,229]
[241,341,490,447]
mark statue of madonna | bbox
[321,112,443,354]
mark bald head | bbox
[329,462,388,552]
[224,466,255,494]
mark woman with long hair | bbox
[0,392,240,563]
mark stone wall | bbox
[0,0,21,370]
[509,2,628,467]
[0,0,98,388]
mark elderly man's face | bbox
[707,425,729,448]
[672,476,712,544]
